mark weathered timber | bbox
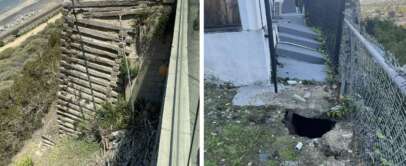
[59,67,117,89]
[63,0,149,8]
[61,47,117,66]
[41,136,56,145]
[64,16,133,32]
[58,128,80,137]
[56,109,84,123]
[60,60,114,80]
[58,74,116,96]
[59,76,118,98]
[57,99,97,115]
[41,139,56,147]
[58,120,77,131]
[62,53,114,73]
[58,124,81,135]
[60,86,106,104]
[62,24,128,42]
[58,116,79,126]
[62,42,118,59]
[59,84,108,101]
[71,35,132,54]
[57,103,97,119]
[57,94,101,112]
[83,7,153,17]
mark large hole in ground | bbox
[284,111,335,138]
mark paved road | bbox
[0,0,62,37]
[0,13,62,53]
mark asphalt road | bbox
[0,0,62,36]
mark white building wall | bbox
[205,0,272,86]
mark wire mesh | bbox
[339,2,406,165]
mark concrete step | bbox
[279,32,320,50]
[276,43,325,64]
[278,23,318,39]
[278,13,305,25]
[278,56,326,81]
[282,0,297,13]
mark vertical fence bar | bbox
[264,0,278,93]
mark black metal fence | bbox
[303,0,345,72]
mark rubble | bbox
[205,81,355,165]
[321,123,353,157]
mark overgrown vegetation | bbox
[36,138,100,166]
[14,156,34,166]
[205,83,301,165]
[0,20,62,165]
[95,98,131,131]
[327,97,356,119]
[364,18,406,65]
[118,58,139,92]
[313,27,337,85]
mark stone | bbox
[321,123,353,156]
[299,143,327,165]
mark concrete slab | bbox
[277,43,325,64]
[232,83,285,106]
[278,23,318,39]
[278,56,327,81]
[278,13,306,25]
[279,32,320,49]
[282,0,297,13]
[205,30,270,86]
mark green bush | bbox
[0,48,14,60]
[0,20,62,165]
[327,97,356,119]
[118,59,139,92]
[36,138,100,166]
[364,18,406,65]
[0,41,4,47]
[15,156,34,166]
[95,98,131,131]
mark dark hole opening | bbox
[284,111,335,138]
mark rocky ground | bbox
[204,80,357,166]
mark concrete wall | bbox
[204,0,271,86]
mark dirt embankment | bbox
[0,13,62,53]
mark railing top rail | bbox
[344,18,406,95]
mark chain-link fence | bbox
[339,0,406,165]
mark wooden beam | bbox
[61,47,117,66]
[64,16,133,32]
[62,41,118,59]
[60,60,113,81]
[62,53,114,74]
[63,0,146,8]
[83,7,152,17]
